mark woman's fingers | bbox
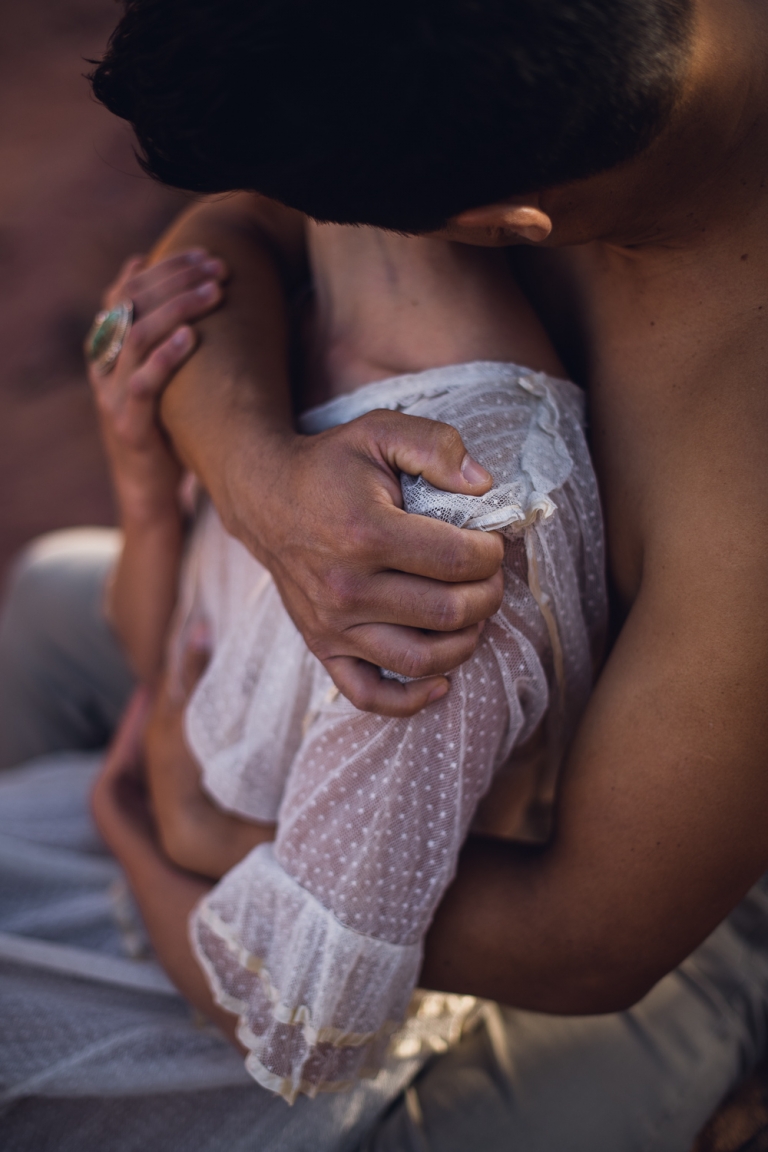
[123,250,208,302]
[91,250,224,408]
[128,326,197,397]
[102,249,226,317]
[102,254,146,310]
[123,281,223,366]
[128,254,226,318]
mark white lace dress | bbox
[181,361,606,1103]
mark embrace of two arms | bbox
[92,188,768,1035]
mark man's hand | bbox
[149,195,504,717]
[223,408,505,716]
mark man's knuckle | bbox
[440,539,472,582]
[308,634,333,662]
[359,409,388,432]
[343,515,380,559]
[431,593,468,632]
[400,642,431,680]
[435,421,463,453]
[348,682,375,711]
[324,566,361,613]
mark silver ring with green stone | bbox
[85,299,134,376]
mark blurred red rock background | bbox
[0,0,187,580]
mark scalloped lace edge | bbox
[191,902,409,1050]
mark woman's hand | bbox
[87,250,226,527]
[91,688,157,858]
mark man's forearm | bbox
[152,194,306,546]
[422,565,768,1014]
[420,836,612,1014]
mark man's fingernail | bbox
[426,682,449,704]
[202,258,223,275]
[460,453,491,486]
[197,281,218,299]
[172,326,193,347]
[186,248,207,261]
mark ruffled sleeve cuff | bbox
[189,844,421,1103]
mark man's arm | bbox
[421,513,768,1013]
[150,194,505,716]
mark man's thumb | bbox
[376,412,493,495]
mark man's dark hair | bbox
[91,0,692,233]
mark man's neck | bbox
[542,0,768,253]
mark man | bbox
[3,0,768,1146]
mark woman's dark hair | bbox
[91,0,692,233]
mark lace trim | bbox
[241,1046,379,1103]
[192,902,405,1051]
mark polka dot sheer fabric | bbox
[182,362,606,1103]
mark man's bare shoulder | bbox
[535,211,768,597]
[530,217,768,984]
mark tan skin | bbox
[90,221,561,1049]
[423,0,768,1009]
[87,250,226,685]
[94,0,768,1031]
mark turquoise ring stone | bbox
[85,299,134,375]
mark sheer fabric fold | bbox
[185,361,606,1101]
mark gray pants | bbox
[1,529,767,1151]
[0,528,135,770]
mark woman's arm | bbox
[143,645,275,879]
[88,252,226,683]
[91,692,241,1045]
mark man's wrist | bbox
[215,421,298,552]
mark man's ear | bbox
[450,200,553,245]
